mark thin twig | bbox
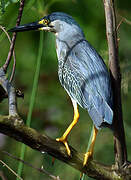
[118,15,131,26]
[123,17,131,25]
[0,160,23,180]
[1,150,60,180]
[116,18,124,31]
[0,25,16,82]
[3,0,25,75]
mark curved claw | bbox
[56,137,71,156]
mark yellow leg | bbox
[56,99,79,156]
[83,126,98,166]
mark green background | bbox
[0,0,131,179]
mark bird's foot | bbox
[83,151,93,166]
[56,136,71,156]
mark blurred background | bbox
[0,0,131,179]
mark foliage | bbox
[0,0,19,19]
[0,0,131,179]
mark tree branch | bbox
[103,0,127,167]
[3,0,25,73]
[0,160,23,180]
[0,68,18,115]
[0,25,16,83]
[1,151,61,180]
[0,115,130,180]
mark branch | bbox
[0,25,16,82]
[0,115,131,180]
[103,0,127,167]
[0,68,18,115]
[3,0,25,73]
[0,160,23,180]
[1,151,60,180]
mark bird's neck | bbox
[55,31,85,64]
[55,31,85,85]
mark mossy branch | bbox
[0,115,131,180]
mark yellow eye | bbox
[43,19,49,25]
[39,19,49,25]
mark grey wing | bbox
[61,40,113,129]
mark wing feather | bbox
[60,40,113,129]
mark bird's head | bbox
[9,12,84,37]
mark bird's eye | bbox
[39,18,49,25]
[43,19,49,25]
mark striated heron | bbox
[9,12,113,165]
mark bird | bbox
[9,12,113,166]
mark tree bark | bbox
[103,0,127,167]
[0,115,131,180]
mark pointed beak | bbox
[8,21,45,32]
